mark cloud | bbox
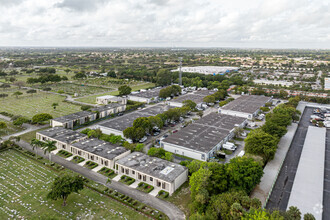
[0,0,329,48]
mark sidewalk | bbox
[251,123,298,207]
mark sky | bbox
[0,0,329,49]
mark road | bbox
[15,140,185,220]
[266,107,313,211]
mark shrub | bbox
[32,113,53,124]
[13,116,30,125]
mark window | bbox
[201,154,205,160]
[143,175,146,181]
[132,170,135,175]
[150,177,153,182]
[116,165,118,170]
[105,161,108,166]
[121,167,124,173]
[162,182,166,189]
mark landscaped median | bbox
[119,175,135,185]
[84,160,98,169]
[56,149,73,158]
[137,182,154,193]
[97,167,117,179]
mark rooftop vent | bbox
[107,151,111,153]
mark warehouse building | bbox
[70,138,131,169]
[115,152,188,195]
[96,104,171,137]
[167,90,216,107]
[128,87,162,104]
[218,95,272,119]
[50,111,97,129]
[160,113,246,161]
[36,127,87,150]
[91,103,126,118]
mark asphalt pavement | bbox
[266,107,313,211]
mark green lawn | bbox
[75,82,155,104]
[0,119,25,138]
[19,127,49,143]
[0,149,148,220]
[0,90,82,119]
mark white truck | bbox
[222,143,236,151]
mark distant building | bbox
[167,90,216,107]
[116,152,188,195]
[96,95,127,105]
[325,78,330,90]
[91,103,126,118]
[171,66,239,75]
[128,87,162,104]
[253,79,293,87]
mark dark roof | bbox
[128,87,162,99]
[37,127,87,143]
[98,104,172,131]
[71,138,129,160]
[116,152,187,182]
[162,113,246,153]
[221,95,271,114]
[52,111,96,123]
[170,90,216,104]
[91,103,125,112]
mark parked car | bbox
[153,132,160,136]
[139,136,147,143]
[162,134,169,138]
[173,130,178,133]
[117,112,124,116]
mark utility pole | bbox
[179,57,183,85]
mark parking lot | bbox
[266,107,314,211]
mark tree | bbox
[234,127,244,138]
[32,113,53,124]
[47,172,84,206]
[164,152,173,161]
[203,95,215,104]
[156,69,171,86]
[286,206,301,220]
[135,144,145,152]
[197,111,204,118]
[226,157,264,193]
[0,93,8,99]
[182,100,197,110]
[64,68,70,75]
[244,129,279,162]
[52,103,59,110]
[189,167,212,201]
[31,138,43,158]
[118,85,132,96]
[13,91,23,98]
[0,121,7,130]
[87,129,103,138]
[123,127,145,142]
[303,213,316,220]
[133,117,151,133]
[26,89,37,96]
[261,121,287,138]
[147,147,165,158]
[41,140,56,162]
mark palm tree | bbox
[30,138,43,158]
[41,140,57,162]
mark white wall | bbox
[218,109,252,119]
[167,101,183,107]
[50,120,64,128]
[128,95,150,104]
[96,125,124,137]
[161,142,208,161]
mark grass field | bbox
[33,83,112,97]
[163,182,191,217]
[19,127,49,143]
[75,82,155,104]
[0,90,82,119]
[0,149,148,220]
[0,119,25,138]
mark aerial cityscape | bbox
[0,0,329,220]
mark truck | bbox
[222,143,236,151]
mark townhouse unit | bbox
[50,111,97,129]
[36,127,88,150]
[91,103,126,118]
[115,152,188,195]
[96,95,127,105]
[218,95,272,119]
[160,113,246,161]
[70,138,131,169]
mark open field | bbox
[73,78,150,88]
[75,82,155,104]
[0,119,25,138]
[0,89,82,119]
[0,149,148,220]
[32,83,112,97]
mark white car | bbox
[139,136,147,143]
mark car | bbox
[117,112,124,116]
[153,132,160,136]
[139,136,147,143]
[173,130,178,133]
[162,134,169,138]
[170,124,175,127]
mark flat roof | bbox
[116,152,187,183]
[162,113,246,153]
[98,104,172,131]
[52,111,95,123]
[37,127,87,143]
[128,87,162,99]
[96,95,117,99]
[170,90,216,104]
[287,126,326,220]
[221,95,271,114]
[91,103,125,112]
[71,138,129,160]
